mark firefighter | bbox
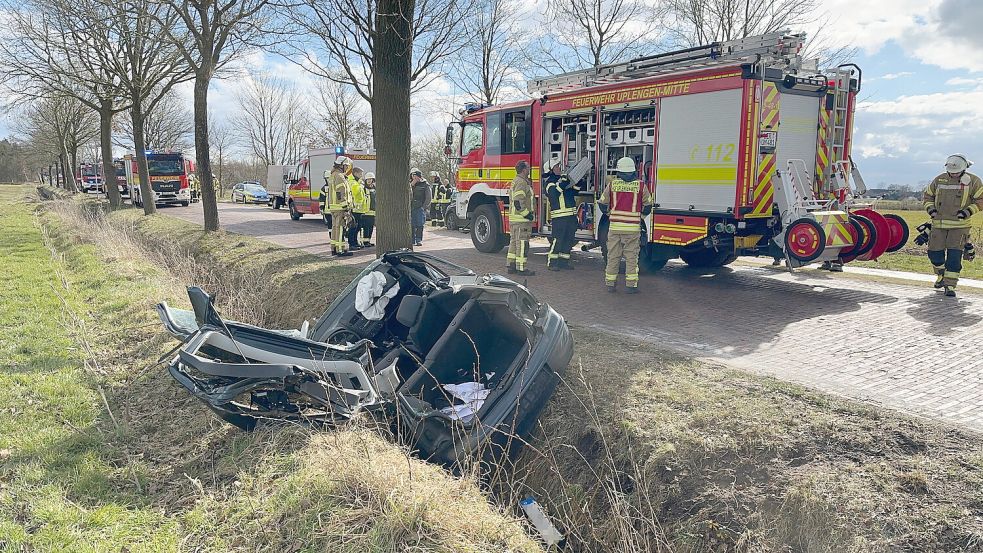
[360,172,376,247]
[430,171,452,227]
[410,168,431,246]
[507,160,536,275]
[544,159,577,271]
[327,156,353,257]
[348,167,365,250]
[598,157,653,293]
[923,154,983,297]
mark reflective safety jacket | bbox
[434,182,452,204]
[923,171,983,229]
[363,187,376,216]
[328,170,351,211]
[509,174,534,223]
[598,177,654,232]
[545,173,576,219]
[351,178,366,214]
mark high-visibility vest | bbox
[603,178,651,232]
[364,187,376,216]
[509,175,534,223]
[328,171,350,211]
[351,180,367,214]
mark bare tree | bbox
[447,0,527,105]
[671,0,816,44]
[0,0,132,206]
[232,74,310,165]
[372,0,415,252]
[287,0,469,103]
[208,119,236,196]
[16,95,99,193]
[287,0,469,252]
[157,0,272,231]
[89,0,193,215]
[528,0,667,73]
[311,80,372,149]
[410,133,455,184]
[114,89,194,152]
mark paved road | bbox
[166,202,983,433]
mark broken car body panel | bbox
[159,251,573,465]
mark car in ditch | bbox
[156,251,573,466]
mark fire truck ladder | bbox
[527,31,808,95]
[822,65,863,195]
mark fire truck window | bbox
[486,112,502,156]
[503,110,529,154]
[463,122,483,155]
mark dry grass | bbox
[20,186,983,553]
[1,186,539,552]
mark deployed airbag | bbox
[354,271,400,321]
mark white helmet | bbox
[945,154,973,174]
[334,155,351,167]
[364,172,375,180]
[430,170,440,178]
[616,156,636,173]
[544,158,562,173]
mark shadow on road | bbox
[906,293,983,336]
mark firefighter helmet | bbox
[946,154,973,173]
[544,158,562,173]
[364,172,375,181]
[430,170,440,178]
[334,155,351,167]
[616,156,636,173]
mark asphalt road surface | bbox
[165,201,983,433]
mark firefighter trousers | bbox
[606,230,640,288]
[347,213,363,248]
[548,216,577,267]
[330,210,348,254]
[507,222,533,271]
[360,215,375,245]
[928,227,970,287]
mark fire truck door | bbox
[655,88,743,213]
[775,93,821,185]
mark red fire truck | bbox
[445,31,908,270]
[128,152,198,208]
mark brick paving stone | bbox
[165,203,983,433]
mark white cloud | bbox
[880,71,914,80]
[858,90,983,132]
[823,0,983,73]
[856,132,911,159]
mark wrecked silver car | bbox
[157,251,573,465]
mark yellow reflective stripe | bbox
[551,208,576,217]
[657,164,737,184]
[610,222,641,231]
[935,219,972,229]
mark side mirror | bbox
[445,124,455,147]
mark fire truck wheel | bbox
[288,201,302,221]
[784,218,826,263]
[837,216,865,263]
[471,204,506,253]
[679,247,736,268]
[639,251,669,272]
[882,214,910,253]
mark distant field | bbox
[851,208,983,279]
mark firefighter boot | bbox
[507,262,517,275]
[561,258,574,270]
[606,283,616,293]
[933,266,945,289]
[625,286,638,294]
[945,285,956,297]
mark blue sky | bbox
[3,0,980,191]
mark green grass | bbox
[1,186,539,552]
[852,209,983,279]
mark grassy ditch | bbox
[13,186,983,552]
[1,185,540,552]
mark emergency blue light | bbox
[335,146,345,155]
[145,150,153,155]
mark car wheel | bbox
[639,245,669,273]
[289,201,302,220]
[181,201,190,207]
[471,204,506,253]
[445,210,459,231]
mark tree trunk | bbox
[61,144,78,193]
[100,102,123,208]
[372,0,415,254]
[131,101,157,215]
[194,70,219,231]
